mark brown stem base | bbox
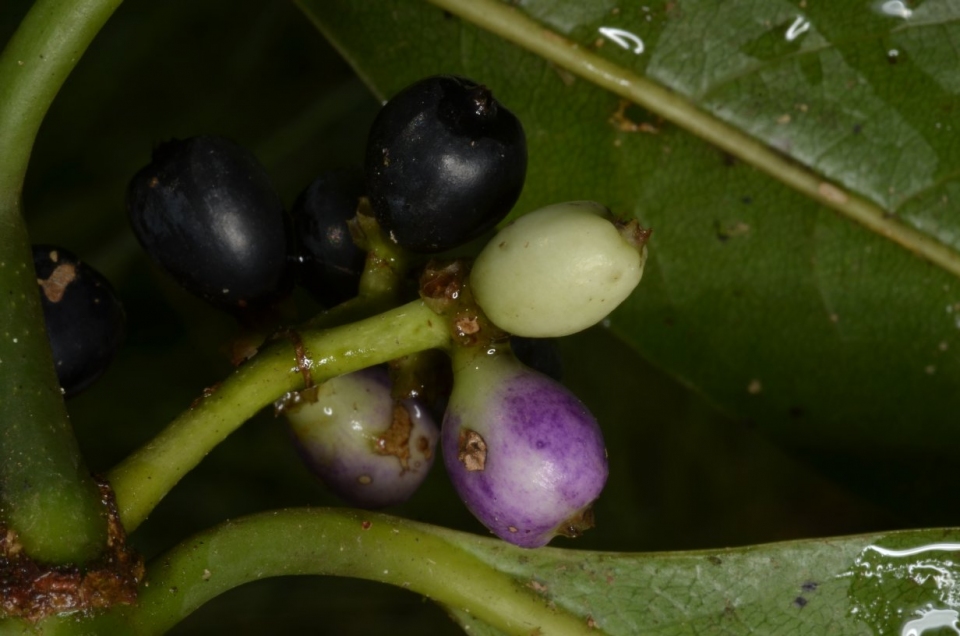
[0,478,144,622]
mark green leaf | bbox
[26,509,960,636]
[300,0,960,459]
[440,524,960,636]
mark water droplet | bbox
[785,16,811,42]
[902,608,960,635]
[598,27,645,55]
[878,0,913,19]
[845,542,960,635]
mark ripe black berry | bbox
[33,245,125,398]
[364,75,527,253]
[291,170,366,307]
[126,136,291,310]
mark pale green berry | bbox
[471,201,648,337]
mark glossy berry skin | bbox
[33,245,125,398]
[365,75,527,253]
[472,201,647,337]
[285,367,438,509]
[442,352,607,548]
[291,170,366,307]
[126,136,291,309]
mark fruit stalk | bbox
[0,0,125,563]
[109,300,451,531]
[22,509,596,635]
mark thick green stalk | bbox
[29,509,595,635]
[109,300,451,532]
[0,0,124,563]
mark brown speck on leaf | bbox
[37,262,77,303]
[375,404,414,470]
[361,520,372,530]
[458,429,487,471]
[609,99,660,134]
[528,579,548,593]
[587,616,598,630]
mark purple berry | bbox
[442,352,607,548]
[284,367,438,509]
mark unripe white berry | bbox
[471,201,648,337]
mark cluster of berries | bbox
[38,76,648,548]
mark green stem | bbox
[109,301,451,532]
[34,509,596,635]
[0,0,125,563]
[423,0,960,281]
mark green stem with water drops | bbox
[109,300,451,532]
[0,0,125,563]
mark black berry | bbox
[364,75,527,253]
[33,245,125,398]
[126,136,291,310]
[291,170,366,307]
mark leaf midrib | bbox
[421,0,960,281]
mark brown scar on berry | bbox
[374,404,414,470]
[417,435,432,459]
[37,262,78,303]
[458,429,487,471]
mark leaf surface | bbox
[301,0,960,455]
[435,524,960,635]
